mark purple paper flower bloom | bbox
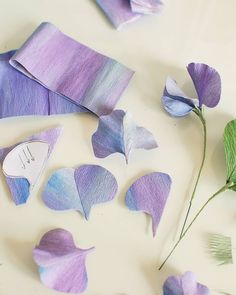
[33,228,94,294]
[92,110,157,163]
[125,172,172,236]
[163,272,211,295]
[162,63,221,117]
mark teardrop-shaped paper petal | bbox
[162,77,195,117]
[33,228,94,294]
[0,50,85,119]
[187,63,221,108]
[223,119,236,185]
[92,110,157,162]
[0,127,62,205]
[130,0,163,14]
[125,172,172,236]
[10,22,134,116]
[163,272,211,295]
[96,0,141,30]
[43,165,118,219]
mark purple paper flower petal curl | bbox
[125,172,172,237]
[163,272,211,295]
[187,63,221,108]
[131,0,163,14]
[33,228,94,294]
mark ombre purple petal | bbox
[125,172,172,236]
[33,228,94,294]
[10,22,134,116]
[42,165,118,219]
[163,272,211,295]
[187,63,221,108]
[0,50,86,119]
[96,0,141,29]
[130,0,163,14]
[0,127,62,205]
[162,77,195,117]
[92,110,157,163]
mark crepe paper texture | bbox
[9,22,134,117]
[130,0,163,14]
[0,51,86,119]
[43,165,118,219]
[163,272,211,295]
[33,228,94,294]
[96,0,162,29]
[0,126,61,205]
[162,63,221,117]
[208,234,233,265]
[125,172,172,237]
[92,110,157,163]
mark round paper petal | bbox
[187,63,221,108]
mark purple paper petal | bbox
[96,0,141,29]
[162,77,195,117]
[130,0,163,14]
[0,127,62,205]
[10,22,134,116]
[33,228,94,294]
[187,63,221,108]
[125,172,172,236]
[42,165,118,219]
[92,110,157,162]
[0,50,86,119]
[163,272,211,295]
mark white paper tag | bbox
[2,141,49,187]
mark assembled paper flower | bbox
[163,272,211,295]
[162,63,221,117]
[92,110,157,163]
[33,228,94,293]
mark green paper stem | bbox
[159,183,232,270]
[179,108,207,238]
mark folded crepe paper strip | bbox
[0,126,62,205]
[0,51,86,119]
[92,110,157,163]
[163,272,211,295]
[33,228,94,294]
[162,63,221,117]
[9,22,134,117]
[96,0,163,30]
[125,172,172,237]
[42,165,118,219]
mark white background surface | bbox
[0,0,235,294]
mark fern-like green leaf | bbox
[208,234,233,265]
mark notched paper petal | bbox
[223,119,236,185]
[43,165,118,219]
[163,272,211,295]
[162,77,195,117]
[187,63,221,108]
[130,0,163,14]
[10,22,134,116]
[96,0,141,30]
[92,110,157,163]
[125,172,172,236]
[0,127,62,205]
[33,228,94,294]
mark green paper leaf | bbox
[223,119,236,186]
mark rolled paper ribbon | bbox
[10,22,134,116]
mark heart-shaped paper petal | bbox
[0,127,62,205]
[43,165,118,219]
[130,0,163,14]
[187,63,221,108]
[92,110,157,163]
[162,77,195,117]
[125,172,172,236]
[33,228,94,294]
[163,272,211,295]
